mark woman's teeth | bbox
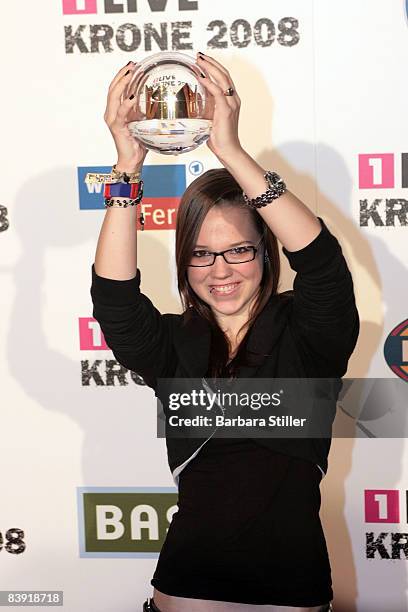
[210,282,239,294]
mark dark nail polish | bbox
[198,52,205,59]
[129,94,135,100]
[200,72,206,78]
[125,69,130,75]
[126,61,131,65]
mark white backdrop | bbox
[1,1,408,611]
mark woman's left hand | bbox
[195,52,243,161]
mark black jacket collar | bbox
[173,291,293,378]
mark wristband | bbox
[104,182,141,198]
[111,164,141,183]
[85,165,141,185]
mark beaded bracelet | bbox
[104,199,145,230]
[242,171,287,209]
[104,196,145,230]
[104,198,140,208]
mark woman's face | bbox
[187,205,264,321]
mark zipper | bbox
[171,377,224,486]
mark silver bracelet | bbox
[242,171,286,209]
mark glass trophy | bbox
[124,51,215,155]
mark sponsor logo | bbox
[78,164,185,229]
[62,0,198,16]
[79,319,147,386]
[383,319,408,382]
[62,2,300,54]
[77,488,178,557]
[81,360,147,385]
[359,153,395,190]
[358,153,408,226]
[364,489,408,560]
[79,317,109,350]
[365,489,400,523]
[62,0,97,15]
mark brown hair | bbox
[175,167,280,378]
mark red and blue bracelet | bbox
[103,181,142,199]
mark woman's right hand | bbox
[104,61,148,171]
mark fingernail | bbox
[125,69,130,75]
[126,61,132,65]
[200,71,206,78]
[198,52,205,58]
[129,94,135,100]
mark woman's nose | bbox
[211,254,233,277]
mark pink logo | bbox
[79,318,108,350]
[62,0,97,15]
[364,489,400,523]
[359,153,395,189]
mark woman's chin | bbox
[210,298,243,317]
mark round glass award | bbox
[124,51,215,155]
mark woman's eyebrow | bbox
[194,240,254,249]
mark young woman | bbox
[91,53,359,612]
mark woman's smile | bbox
[209,281,241,296]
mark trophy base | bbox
[128,118,212,155]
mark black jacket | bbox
[90,217,359,483]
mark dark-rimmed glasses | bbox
[188,237,264,267]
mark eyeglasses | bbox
[188,237,264,267]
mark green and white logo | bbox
[77,487,178,557]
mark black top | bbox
[150,436,332,606]
[90,217,359,478]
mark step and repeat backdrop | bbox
[1,1,408,610]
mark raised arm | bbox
[219,149,322,252]
[191,52,359,374]
[91,62,175,388]
[221,150,359,376]
[193,52,323,252]
[94,61,147,280]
